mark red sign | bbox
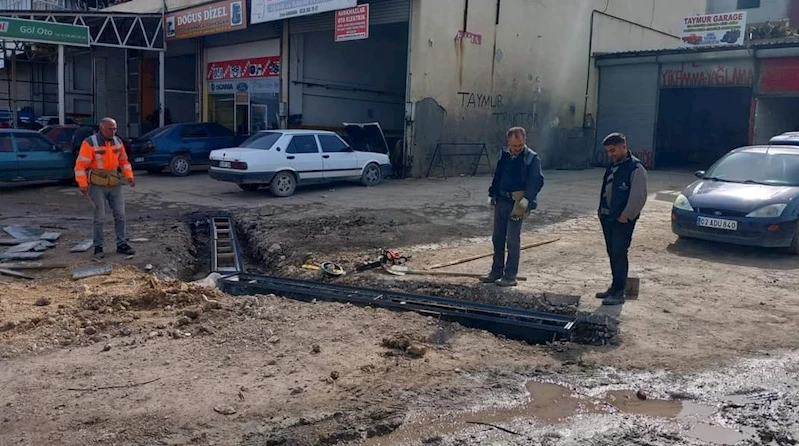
[759,58,799,94]
[335,4,368,42]
[206,56,280,81]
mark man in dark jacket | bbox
[596,132,648,305]
[485,127,545,287]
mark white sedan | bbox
[208,124,392,197]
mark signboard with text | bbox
[0,17,89,46]
[251,0,357,24]
[165,0,247,40]
[335,4,369,42]
[206,56,281,81]
[661,60,754,88]
[209,79,280,95]
[680,12,747,47]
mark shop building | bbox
[97,0,705,176]
[594,37,799,170]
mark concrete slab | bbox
[2,226,44,239]
[4,241,43,254]
[0,252,44,260]
[72,264,112,280]
[39,232,62,241]
[70,239,93,253]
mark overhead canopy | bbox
[0,10,165,51]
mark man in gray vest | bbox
[484,127,545,287]
[596,132,648,306]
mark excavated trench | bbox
[208,211,620,346]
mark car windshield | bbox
[704,152,799,186]
[240,132,281,150]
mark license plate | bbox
[696,216,738,231]
[219,161,231,168]
[134,157,144,163]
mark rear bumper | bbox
[671,208,797,248]
[209,168,276,185]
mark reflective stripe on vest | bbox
[90,135,105,170]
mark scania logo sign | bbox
[210,82,234,93]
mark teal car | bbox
[0,129,74,183]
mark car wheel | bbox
[169,155,191,177]
[789,224,799,256]
[269,172,296,197]
[361,163,382,187]
[239,184,261,192]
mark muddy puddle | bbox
[361,351,799,445]
[366,382,687,445]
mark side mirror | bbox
[694,170,705,179]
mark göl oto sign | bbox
[0,16,89,46]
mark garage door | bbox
[595,63,659,168]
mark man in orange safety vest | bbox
[74,117,136,259]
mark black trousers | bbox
[600,216,637,293]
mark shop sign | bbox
[209,79,279,95]
[0,17,89,47]
[759,58,799,94]
[165,0,247,40]
[206,56,281,81]
[660,60,754,88]
[335,4,369,42]
[251,0,356,24]
[680,12,747,47]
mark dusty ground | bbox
[2,170,799,445]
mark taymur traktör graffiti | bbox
[457,92,503,108]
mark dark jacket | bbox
[489,146,545,209]
[599,154,648,220]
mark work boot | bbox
[595,289,614,299]
[480,272,503,283]
[602,291,626,306]
[117,243,135,256]
[495,277,518,287]
[93,246,104,259]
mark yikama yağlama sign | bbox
[0,17,89,46]
[660,60,754,88]
[207,56,281,81]
[680,12,747,47]
[335,4,369,42]
[251,0,356,24]
[165,0,247,40]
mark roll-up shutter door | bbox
[94,55,107,120]
[595,63,659,168]
[290,0,410,34]
[202,21,282,48]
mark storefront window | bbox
[208,95,235,133]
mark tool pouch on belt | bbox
[89,170,122,188]
[510,190,529,221]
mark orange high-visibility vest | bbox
[74,134,134,188]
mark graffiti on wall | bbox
[661,62,754,88]
[457,91,503,108]
[491,110,539,130]
[454,30,482,45]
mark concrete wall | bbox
[707,0,791,23]
[406,0,707,177]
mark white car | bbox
[208,123,392,197]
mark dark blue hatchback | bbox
[671,146,799,255]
